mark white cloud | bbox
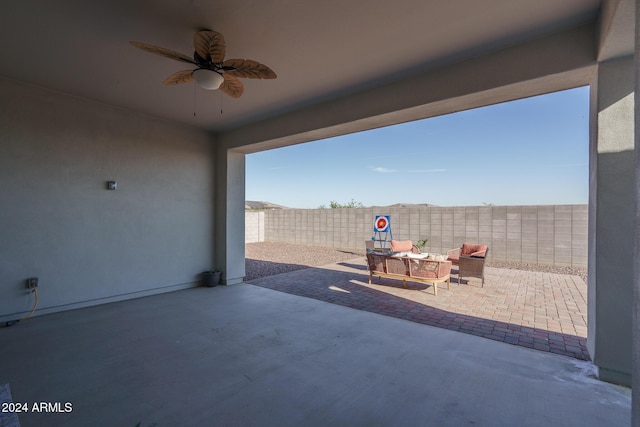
[370,166,397,173]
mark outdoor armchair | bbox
[447,243,489,287]
[446,243,488,265]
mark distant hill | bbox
[246,201,437,210]
[245,200,288,210]
[370,203,438,209]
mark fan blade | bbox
[163,70,195,85]
[222,59,277,79]
[194,30,226,63]
[130,41,195,64]
[219,74,244,98]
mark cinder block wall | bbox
[259,205,588,267]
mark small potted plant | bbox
[416,238,429,253]
[203,267,221,287]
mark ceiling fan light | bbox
[193,69,224,90]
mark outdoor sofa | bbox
[366,240,452,295]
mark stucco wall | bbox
[0,78,215,321]
[245,211,265,243]
[261,205,588,267]
[588,55,635,386]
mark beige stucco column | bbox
[589,55,635,387]
[214,147,246,285]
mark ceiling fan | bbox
[130,30,276,98]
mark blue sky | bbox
[246,86,589,209]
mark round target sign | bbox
[374,215,390,232]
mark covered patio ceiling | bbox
[0,0,620,133]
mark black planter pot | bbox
[203,271,221,287]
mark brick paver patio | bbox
[247,258,589,360]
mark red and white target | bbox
[374,215,390,232]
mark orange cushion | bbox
[461,243,487,256]
[391,240,413,252]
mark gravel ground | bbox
[487,261,587,282]
[245,242,365,281]
[245,242,588,282]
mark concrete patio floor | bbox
[0,284,630,426]
[247,258,589,360]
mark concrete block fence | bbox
[247,205,588,268]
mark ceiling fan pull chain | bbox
[193,82,197,117]
[220,90,223,115]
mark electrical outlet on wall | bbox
[26,277,39,289]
